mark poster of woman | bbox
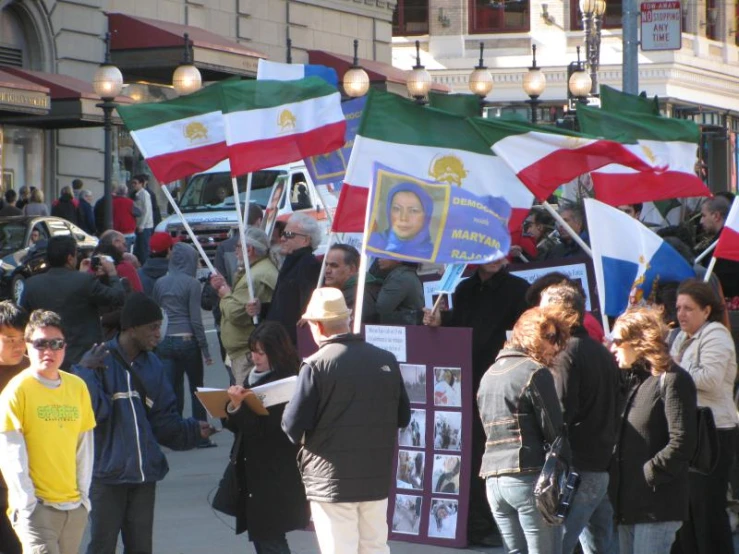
[428,499,458,539]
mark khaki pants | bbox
[231,353,254,387]
[310,499,390,554]
[12,503,88,554]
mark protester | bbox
[73,293,215,554]
[3,190,20,214]
[0,302,28,554]
[544,203,589,260]
[519,208,556,261]
[51,186,79,225]
[324,243,380,320]
[609,307,697,554]
[477,306,569,554]
[21,188,47,217]
[423,257,529,546]
[698,196,739,297]
[618,203,643,219]
[138,232,175,297]
[78,189,96,235]
[372,259,424,325]
[0,310,95,554]
[97,230,143,292]
[0,191,21,217]
[224,321,308,551]
[153,242,213,446]
[282,287,411,553]
[132,175,154,263]
[211,227,277,386]
[21,235,125,368]
[540,283,620,553]
[214,204,264,287]
[72,178,84,200]
[136,174,162,228]
[670,279,738,554]
[15,186,29,211]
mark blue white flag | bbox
[365,164,511,264]
[584,198,695,316]
[257,59,338,88]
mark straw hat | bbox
[302,287,353,322]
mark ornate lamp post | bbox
[343,39,370,98]
[580,0,606,95]
[172,33,202,96]
[92,32,123,232]
[568,46,592,104]
[522,45,547,124]
[406,40,432,104]
[468,41,494,111]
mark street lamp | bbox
[172,33,202,96]
[343,39,370,98]
[468,42,494,101]
[92,32,123,232]
[522,45,546,124]
[568,46,592,102]
[580,0,606,95]
[406,40,432,104]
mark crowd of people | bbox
[0,182,737,554]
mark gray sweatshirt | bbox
[152,243,210,358]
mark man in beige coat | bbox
[210,227,278,386]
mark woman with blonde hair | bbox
[477,306,570,554]
[23,188,48,216]
[609,307,697,554]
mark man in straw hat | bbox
[282,287,411,554]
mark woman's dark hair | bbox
[652,281,679,327]
[96,232,124,264]
[248,321,300,378]
[526,271,588,307]
[677,278,725,324]
[506,306,570,366]
[613,307,671,374]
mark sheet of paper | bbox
[251,375,298,408]
[365,325,407,362]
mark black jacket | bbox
[282,334,411,502]
[51,193,79,225]
[266,246,320,345]
[223,371,308,540]
[442,268,529,388]
[21,267,125,367]
[554,326,620,471]
[477,349,564,478]
[610,362,697,524]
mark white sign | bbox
[365,325,408,362]
[641,1,682,51]
[510,262,593,311]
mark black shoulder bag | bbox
[533,426,581,525]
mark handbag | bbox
[533,431,581,526]
[691,406,719,475]
[211,460,241,517]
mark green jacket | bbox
[220,256,278,359]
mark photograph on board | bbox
[396,450,425,491]
[432,454,461,495]
[399,409,426,448]
[428,499,458,539]
[400,363,427,404]
[433,367,461,407]
[392,494,423,535]
[433,411,462,451]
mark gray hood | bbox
[168,242,198,277]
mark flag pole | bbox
[695,239,718,264]
[542,201,593,258]
[353,185,376,334]
[160,186,217,275]
[317,233,335,286]
[703,256,718,283]
[231,177,258,324]
[242,172,254,229]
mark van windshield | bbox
[179,169,286,212]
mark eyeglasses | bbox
[29,338,66,351]
[282,231,307,240]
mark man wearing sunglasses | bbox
[0,310,95,554]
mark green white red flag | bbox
[714,198,739,261]
[333,89,535,234]
[220,77,345,177]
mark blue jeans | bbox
[157,336,206,421]
[134,228,152,264]
[562,471,618,554]
[619,521,681,554]
[253,535,290,554]
[486,474,563,554]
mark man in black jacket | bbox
[541,282,620,554]
[282,287,411,553]
[21,236,125,368]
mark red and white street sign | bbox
[641,1,682,51]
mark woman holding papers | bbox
[670,279,738,554]
[223,321,308,553]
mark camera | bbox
[91,254,114,270]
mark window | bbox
[469,0,530,34]
[570,0,622,30]
[393,0,429,35]
[706,0,718,39]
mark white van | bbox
[156,160,331,264]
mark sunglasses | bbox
[544,332,561,345]
[281,231,307,240]
[29,338,66,351]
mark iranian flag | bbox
[714,198,739,261]
[333,89,535,233]
[117,83,227,183]
[577,104,711,205]
[468,116,655,201]
[220,77,345,176]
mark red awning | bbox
[307,50,449,95]
[0,69,50,115]
[108,13,267,82]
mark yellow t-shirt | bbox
[0,369,96,504]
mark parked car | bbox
[0,216,98,303]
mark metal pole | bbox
[622,0,639,93]
[100,99,115,231]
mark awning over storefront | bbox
[108,13,267,83]
[0,67,131,128]
[0,69,50,116]
[307,50,449,96]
